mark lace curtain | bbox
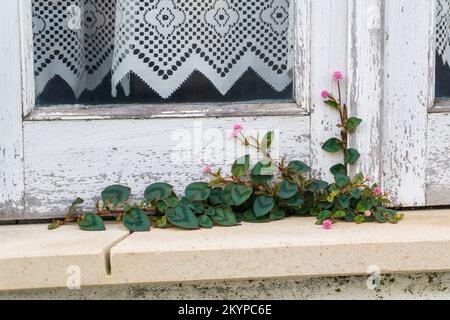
[437,0,450,67]
[32,0,294,101]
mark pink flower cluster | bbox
[230,124,243,139]
[323,219,333,230]
[374,187,382,196]
[320,70,344,100]
[202,165,212,174]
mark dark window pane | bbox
[33,0,294,106]
[436,0,450,98]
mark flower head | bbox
[365,210,372,217]
[373,187,383,196]
[332,70,343,81]
[321,90,330,99]
[323,219,333,230]
[202,165,212,174]
[230,124,244,139]
[366,176,372,183]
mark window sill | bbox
[430,99,450,113]
[24,102,307,121]
[1,210,450,291]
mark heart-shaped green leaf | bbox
[335,174,350,189]
[78,213,105,231]
[374,211,386,223]
[185,182,210,201]
[122,208,150,232]
[333,210,346,218]
[241,209,271,223]
[209,188,224,205]
[324,100,340,108]
[322,138,344,153]
[144,183,173,202]
[352,173,365,184]
[346,117,363,132]
[197,214,214,229]
[156,200,168,213]
[72,197,84,206]
[231,185,253,206]
[356,200,371,213]
[336,194,350,209]
[253,195,275,217]
[344,148,361,165]
[330,164,347,176]
[231,155,250,177]
[212,207,239,226]
[287,160,311,174]
[270,209,286,221]
[277,180,298,199]
[251,160,275,184]
[167,205,199,229]
[284,193,305,207]
[318,210,332,220]
[101,185,131,206]
[260,131,274,151]
[222,184,235,206]
[350,188,362,199]
[305,180,329,193]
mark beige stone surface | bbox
[1,210,450,291]
[109,210,450,284]
[0,223,129,291]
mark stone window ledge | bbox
[1,210,450,291]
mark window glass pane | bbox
[437,0,450,99]
[32,0,294,106]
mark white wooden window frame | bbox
[0,0,440,219]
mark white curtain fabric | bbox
[437,0,450,67]
[33,0,294,99]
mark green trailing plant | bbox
[48,71,402,232]
[317,71,403,227]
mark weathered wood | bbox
[426,113,450,206]
[309,0,348,181]
[19,0,35,117]
[430,99,450,114]
[382,0,434,206]
[23,116,310,219]
[27,103,306,121]
[348,0,384,181]
[294,0,311,109]
[0,0,25,219]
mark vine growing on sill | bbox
[48,71,402,232]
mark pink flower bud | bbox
[323,219,333,230]
[374,187,382,196]
[366,176,372,183]
[230,124,244,139]
[332,70,343,81]
[365,210,372,217]
[321,90,330,99]
[202,165,212,174]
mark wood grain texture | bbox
[382,0,434,206]
[348,0,384,181]
[19,0,35,117]
[426,113,450,206]
[0,0,25,219]
[23,116,310,218]
[309,0,348,181]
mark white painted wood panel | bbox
[348,0,384,181]
[0,0,25,219]
[426,113,450,206]
[309,0,348,181]
[382,0,434,206]
[23,116,310,218]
